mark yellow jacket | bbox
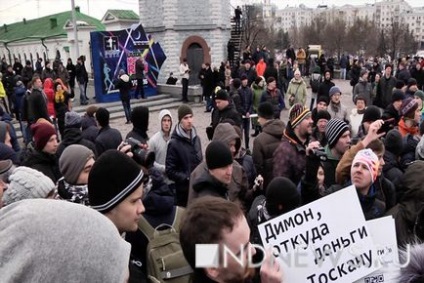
[0,82,6,98]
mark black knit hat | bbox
[362,106,381,123]
[177,104,193,122]
[95,107,110,127]
[258,102,274,120]
[215,89,230,101]
[265,177,300,215]
[88,150,144,213]
[206,141,233,170]
[325,119,349,148]
[392,89,405,102]
[395,80,405,89]
[384,129,403,156]
[317,96,329,105]
[131,106,149,131]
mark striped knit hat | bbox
[289,104,311,128]
[88,150,144,213]
[325,119,349,148]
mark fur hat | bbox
[88,150,144,213]
[2,167,55,206]
[206,141,233,170]
[401,97,419,119]
[314,110,331,125]
[65,111,82,128]
[59,145,95,184]
[325,119,349,148]
[30,122,57,151]
[289,103,311,128]
[351,149,380,182]
[177,104,193,122]
[258,102,274,120]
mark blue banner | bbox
[90,23,166,102]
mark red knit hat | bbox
[31,122,57,150]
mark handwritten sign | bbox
[258,186,377,282]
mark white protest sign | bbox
[355,216,400,283]
[258,186,377,283]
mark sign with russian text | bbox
[258,186,377,283]
[355,217,400,283]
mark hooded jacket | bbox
[252,119,285,190]
[0,199,130,283]
[192,171,229,200]
[386,161,424,246]
[317,79,335,100]
[56,127,97,158]
[114,74,133,101]
[148,110,173,176]
[21,147,61,183]
[273,123,309,186]
[188,123,249,206]
[43,78,56,118]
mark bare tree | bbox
[322,18,347,59]
[242,4,267,50]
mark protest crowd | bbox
[2,23,424,283]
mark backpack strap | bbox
[172,206,185,232]
[137,216,155,240]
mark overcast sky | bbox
[1,0,423,25]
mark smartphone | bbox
[377,118,395,134]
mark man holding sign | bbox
[180,196,282,283]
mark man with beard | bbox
[273,104,313,185]
[180,196,282,283]
[320,118,351,187]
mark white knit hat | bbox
[2,167,55,206]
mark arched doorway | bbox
[180,36,210,86]
[186,43,203,85]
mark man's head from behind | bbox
[88,150,147,233]
[95,107,110,128]
[265,177,300,216]
[180,197,255,282]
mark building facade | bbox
[139,0,232,84]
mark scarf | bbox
[55,90,65,104]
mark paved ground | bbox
[108,79,355,152]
